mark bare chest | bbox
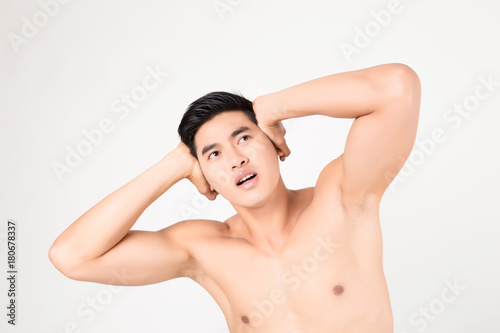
[193,209,389,332]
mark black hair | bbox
[178,91,258,159]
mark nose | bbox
[230,149,248,170]
[232,159,247,170]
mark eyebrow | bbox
[201,126,251,156]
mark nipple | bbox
[333,285,344,295]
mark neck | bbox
[230,176,296,252]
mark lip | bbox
[235,169,258,187]
[237,173,258,190]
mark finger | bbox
[275,138,291,158]
[206,193,217,201]
[207,189,218,201]
[201,183,217,199]
[199,186,216,201]
[282,142,291,157]
[276,148,288,162]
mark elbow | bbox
[382,63,421,109]
[48,244,80,280]
[48,244,68,276]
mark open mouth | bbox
[237,173,257,186]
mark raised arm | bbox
[253,63,421,208]
[48,142,217,286]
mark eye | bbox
[208,136,250,160]
[239,135,250,143]
[208,151,220,160]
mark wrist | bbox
[253,92,287,124]
[158,147,192,181]
[171,143,200,179]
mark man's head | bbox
[178,91,283,207]
[178,91,258,159]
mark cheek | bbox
[204,164,233,190]
[247,137,277,161]
[251,140,280,174]
[262,141,280,163]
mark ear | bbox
[210,185,214,192]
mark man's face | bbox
[194,111,281,207]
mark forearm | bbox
[259,63,417,122]
[50,148,188,268]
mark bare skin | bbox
[49,63,421,333]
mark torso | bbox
[185,179,393,332]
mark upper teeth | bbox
[239,174,255,184]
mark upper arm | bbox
[316,64,421,209]
[51,220,202,286]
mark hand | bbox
[253,95,291,161]
[175,142,218,201]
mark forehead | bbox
[195,111,256,152]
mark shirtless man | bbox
[49,63,421,332]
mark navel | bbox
[241,315,250,324]
[333,285,344,295]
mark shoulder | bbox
[165,218,227,232]
[157,219,227,244]
[150,219,226,281]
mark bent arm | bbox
[256,63,418,123]
[255,63,421,205]
[49,147,196,285]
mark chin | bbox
[229,176,281,208]
[222,188,264,207]
[231,196,269,209]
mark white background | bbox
[1,0,499,332]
